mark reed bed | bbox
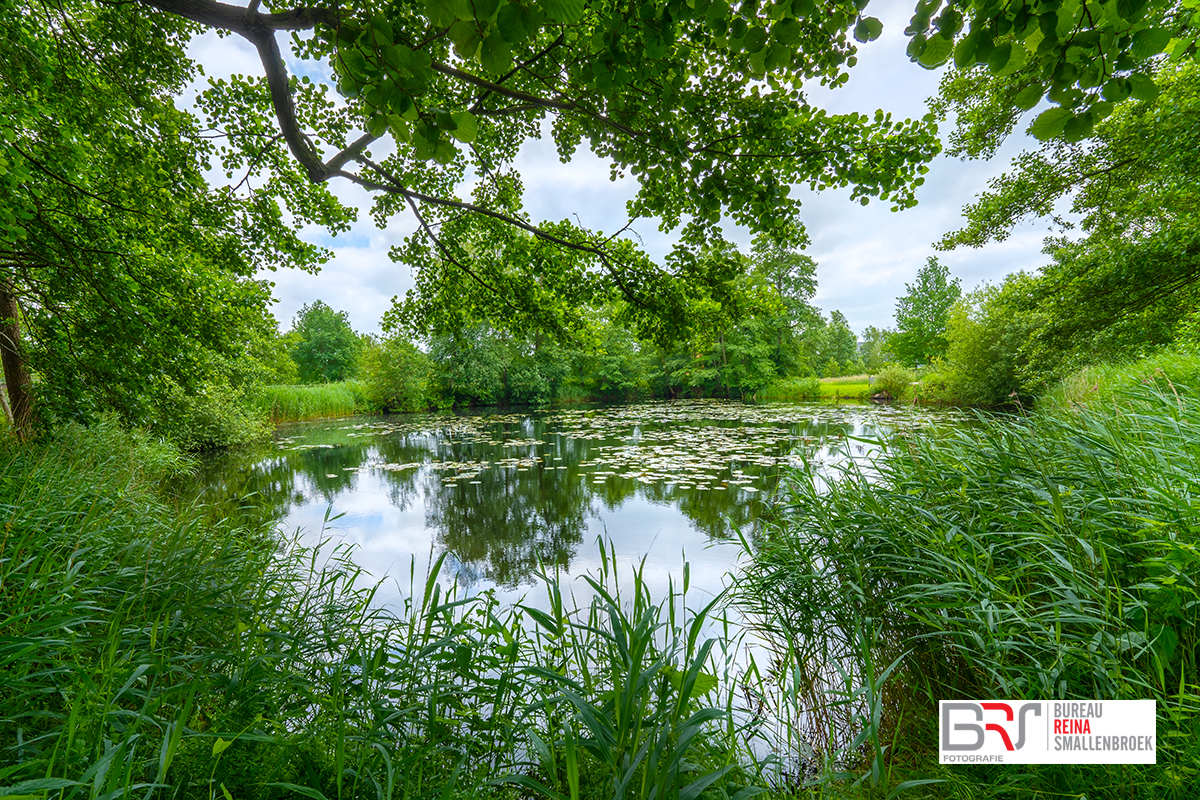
[736,377,1200,797]
[253,381,370,424]
[0,420,765,799]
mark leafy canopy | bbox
[937,60,1200,381]
[906,0,1199,143]
[1,0,333,435]
[139,0,944,340]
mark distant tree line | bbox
[272,240,880,414]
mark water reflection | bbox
[186,401,957,600]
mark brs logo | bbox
[942,702,1042,751]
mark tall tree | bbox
[826,310,858,367]
[750,239,818,374]
[859,324,893,372]
[0,0,339,438]
[936,61,1200,378]
[291,301,361,383]
[889,256,962,366]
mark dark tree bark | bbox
[0,282,36,440]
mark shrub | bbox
[362,336,432,412]
[871,364,913,401]
[156,378,269,450]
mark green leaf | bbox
[540,0,586,24]
[1117,0,1151,22]
[772,18,800,45]
[434,141,458,164]
[1014,82,1044,110]
[854,16,883,43]
[1030,106,1073,140]
[449,111,477,143]
[1129,73,1159,101]
[388,116,411,141]
[449,20,479,52]
[953,33,978,67]
[743,26,767,53]
[1062,111,1094,142]
[917,34,953,68]
[475,0,500,20]
[365,115,388,138]
[212,737,233,757]
[748,46,768,76]
[480,34,513,74]
[1102,77,1132,102]
[497,2,534,43]
[706,0,731,30]
[370,15,393,45]
[986,42,1012,72]
[1131,27,1171,59]
[425,0,457,27]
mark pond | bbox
[190,400,961,617]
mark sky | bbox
[185,4,1059,338]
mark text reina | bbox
[1052,702,1103,735]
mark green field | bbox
[818,374,872,399]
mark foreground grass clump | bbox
[738,378,1200,798]
[0,421,759,799]
[1044,348,1200,411]
[253,379,370,423]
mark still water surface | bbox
[193,400,959,617]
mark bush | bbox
[362,336,433,412]
[156,378,269,450]
[871,364,913,401]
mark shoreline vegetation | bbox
[4,350,1199,798]
[736,349,1200,798]
[250,374,897,429]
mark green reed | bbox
[759,377,822,402]
[253,381,370,423]
[1,420,762,799]
[736,374,1200,798]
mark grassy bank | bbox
[736,355,1200,798]
[817,375,871,400]
[0,420,766,799]
[252,379,370,423]
[759,376,822,401]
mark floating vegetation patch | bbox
[268,400,964,497]
[192,400,969,591]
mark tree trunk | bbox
[0,282,35,440]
